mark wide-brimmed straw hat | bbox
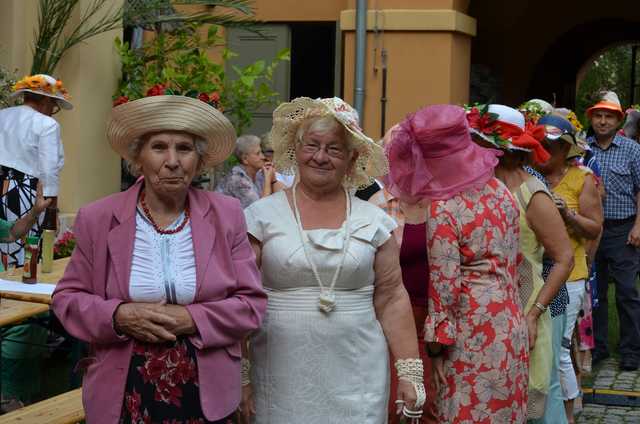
[586,91,624,119]
[383,104,499,202]
[270,96,387,189]
[107,95,235,168]
[11,74,73,109]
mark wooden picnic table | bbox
[0,257,69,304]
[0,298,49,327]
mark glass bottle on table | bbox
[22,236,40,284]
[41,206,57,273]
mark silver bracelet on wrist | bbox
[534,302,547,313]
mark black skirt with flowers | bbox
[120,338,236,424]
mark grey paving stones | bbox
[576,357,640,423]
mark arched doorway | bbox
[468,0,640,106]
[526,19,640,109]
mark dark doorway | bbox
[289,23,336,99]
[527,19,640,110]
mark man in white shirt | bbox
[0,74,72,267]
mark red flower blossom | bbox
[209,92,220,103]
[53,231,76,259]
[197,93,210,103]
[146,83,166,97]
[136,340,197,407]
[466,107,499,135]
[125,389,144,422]
[113,96,129,107]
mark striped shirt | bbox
[587,134,640,220]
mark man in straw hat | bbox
[586,90,640,371]
[0,74,72,268]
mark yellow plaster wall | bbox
[0,0,39,75]
[346,0,469,11]
[253,0,347,21]
[251,1,474,136]
[341,5,474,137]
[0,0,122,214]
[343,30,472,137]
[252,0,469,22]
[251,1,475,137]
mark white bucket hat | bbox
[106,95,235,168]
[11,74,73,110]
[270,97,388,189]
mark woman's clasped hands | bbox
[113,302,196,343]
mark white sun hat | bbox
[11,74,73,110]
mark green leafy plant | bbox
[30,0,259,75]
[113,21,289,134]
[31,0,123,75]
[0,66,17,109]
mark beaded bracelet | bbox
[394,358,426,409]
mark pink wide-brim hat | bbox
[383,104,500,202]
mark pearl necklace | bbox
[140,191,190,235]
[291,182,351,313]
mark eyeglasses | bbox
[299,141,348,159]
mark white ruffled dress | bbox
[244,191,397,424]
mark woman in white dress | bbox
[241,97,425,424]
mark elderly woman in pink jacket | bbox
[52,95,267,424]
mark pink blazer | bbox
[52,180,267,424]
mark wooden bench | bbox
[0,299,49,327]
[0,388,84,424]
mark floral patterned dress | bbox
[424,178,529,423]
[120,339,236,424]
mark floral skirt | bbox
[120,338,236,424]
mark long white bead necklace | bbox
[291,182,351,313]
